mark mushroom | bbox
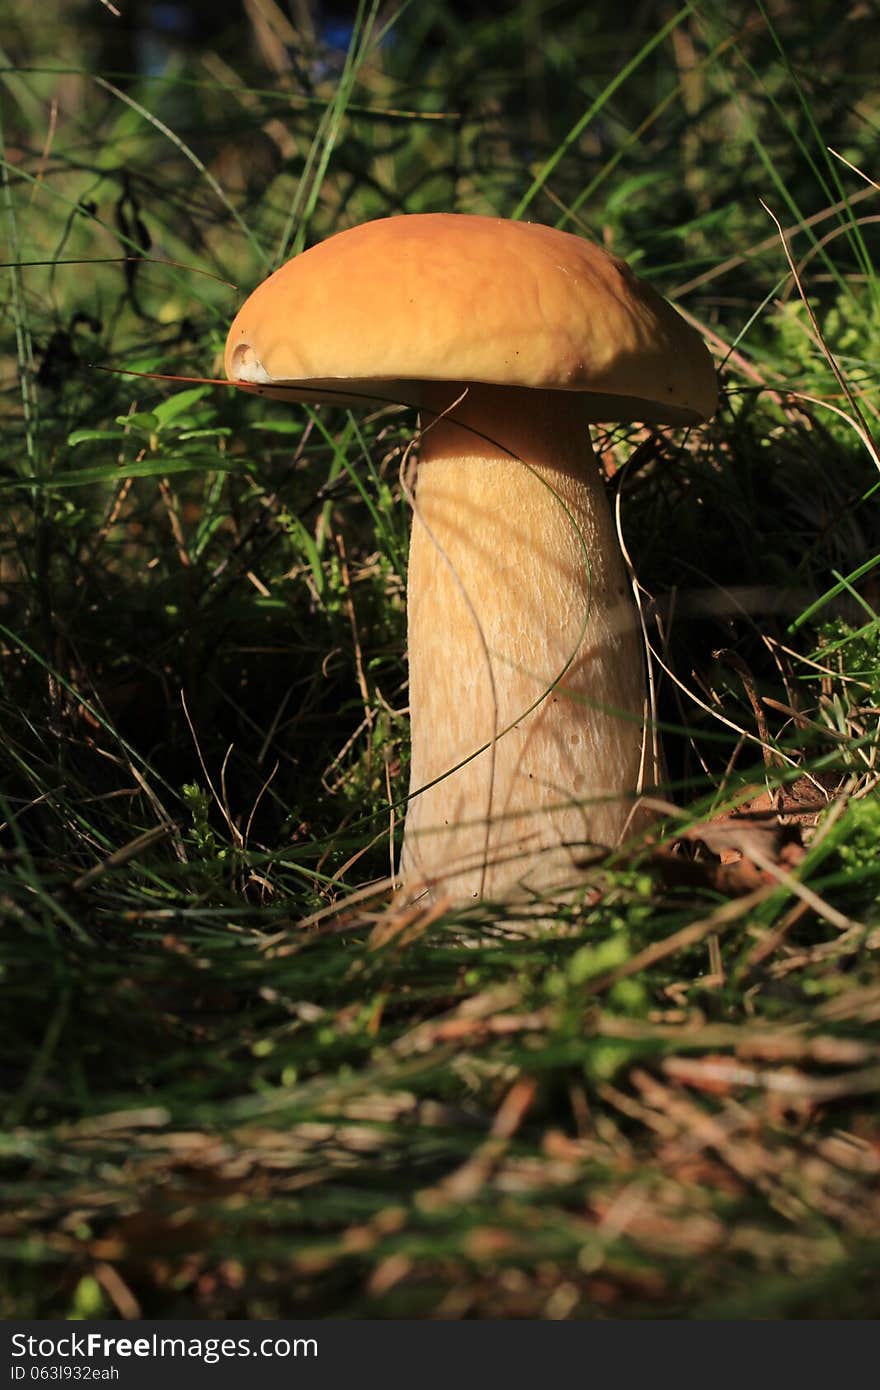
[225,214,716,905]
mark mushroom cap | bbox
[225,214,716,425]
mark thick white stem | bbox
[400,383,649,905]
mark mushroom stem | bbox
[401,382,649,904]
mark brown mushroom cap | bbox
[225,213,716,426]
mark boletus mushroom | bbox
[225,214,716,905]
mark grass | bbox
[1,0,879,1319]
